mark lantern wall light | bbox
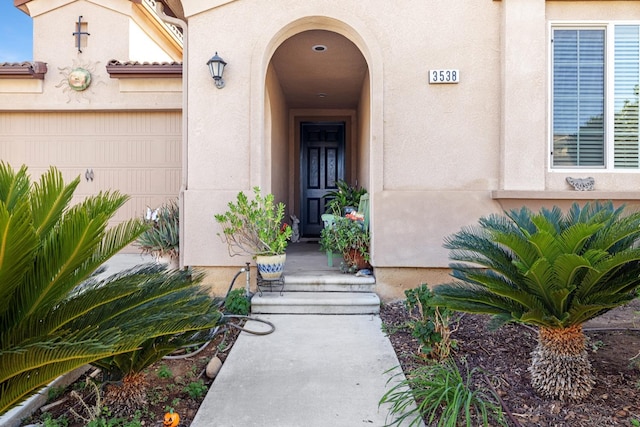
[207,52,227,89]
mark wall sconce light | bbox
[207,52,227,89]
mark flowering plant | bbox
[215,187,292,257]
[319,214,370,269]
[136,199,179,259]
[345,211,365,222]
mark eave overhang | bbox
[106,60,182,78]
[0,61,47,79]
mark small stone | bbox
[600,393,609,399]
[206,356,223,379]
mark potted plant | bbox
[214,187,292,279]
[137,199,180,269]
[325,180,367,215]
[320,213,371,273]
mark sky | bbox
[0,1,33,62]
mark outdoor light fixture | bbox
[207,52,227,89]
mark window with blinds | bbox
[551,25,640,170]
[614,26,640,168]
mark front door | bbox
[300,122,345,236]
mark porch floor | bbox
[283,238,340,274]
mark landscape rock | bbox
[206,356,222,379]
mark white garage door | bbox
[0,111,181,249]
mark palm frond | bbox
[20,211,108,319]
[553,253,596,290]
[576,249,640,298]
[568,293,636,325]
[0,337,119,384]
[0,164,217,415]
[431,282,524,317]
[559,222,605,254]
[436,201,640,329]
[30,168,79,237]
[449,267,545,310]
[0,162,30,211]
[0,202,37,318]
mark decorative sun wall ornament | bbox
[56,60,102,103]
[68,68,91,91]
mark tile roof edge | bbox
[0,61,47,79]
[106,60,183,78]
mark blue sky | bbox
[0,2,33,62]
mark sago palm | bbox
[0,163,220,414]
[432,201,640,400]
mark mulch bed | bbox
[379,300,640,427]
[20,300,640,426]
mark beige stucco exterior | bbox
[0,0,183,245]
[5,0,640,299]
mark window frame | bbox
[549,21,640,173]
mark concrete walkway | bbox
[191,314,420,427]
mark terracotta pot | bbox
[344,248,371,270]
[256,253,286,280]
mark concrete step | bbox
[267,271,375,292]
[284,272,374,285]
[251,291,381,314]
[283,282,375,292]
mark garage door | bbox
[0,111,181,250]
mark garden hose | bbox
[162,315,275,360]
[163,265,275,360]
[221,314,276,336]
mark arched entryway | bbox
[265,29,370,237]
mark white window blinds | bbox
[552,29,605,167]
[614,25,640,168]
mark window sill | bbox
[492,190,640,201]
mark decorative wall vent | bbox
[566,177,595,191]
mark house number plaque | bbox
[429,69,460,84]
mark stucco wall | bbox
[181,0,640,294]
[266,64,290,213]
[183,0,504,269]
[357,71,371,190]
[1,0,181,109]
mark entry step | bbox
[251,291,380,315]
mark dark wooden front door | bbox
[300,122,345,236]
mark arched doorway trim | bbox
[249,14,384,196]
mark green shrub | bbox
[404,284,456,361]
[156,364,173,379]
[183,379,208,399]
[432,201,640,400]
[42,413,70,427]
[224,288,251,315]
[47,385,67,402]
[0,163,219,414]
[214,187,292,257]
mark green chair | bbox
[358,193,370,230]
[321,213,339,267]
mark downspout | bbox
[155,2,188,269]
